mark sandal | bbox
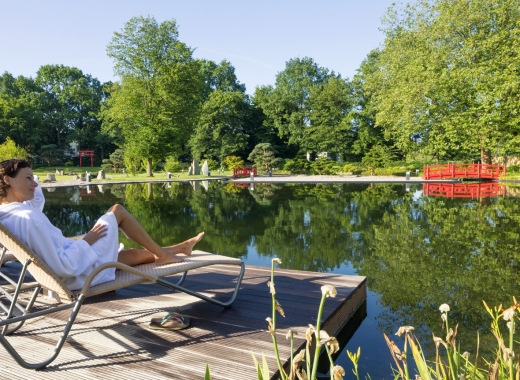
[149,312,190,331]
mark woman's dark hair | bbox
[0,159,32,198]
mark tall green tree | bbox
[254,57,333,153]
[368,0,520,163]
[0,72,44,151]
[349,50,391,161]
[306,76,355,157]
[36,65,104,149]
[189,90,250,163]
[104,16,203,176]
[199,59,246,99]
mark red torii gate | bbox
[78,150,94,167]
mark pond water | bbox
[41,180,520,378]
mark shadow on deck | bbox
[0,263,366,379]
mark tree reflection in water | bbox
[42,181,520,372]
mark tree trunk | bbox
[481,148,492,164]
[147,182,153,200]
[146,157,153,177]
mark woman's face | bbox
[2,167,38,203]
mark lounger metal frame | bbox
[0,226,245,370]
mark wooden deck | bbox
[0,262,366,379]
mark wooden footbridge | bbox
[423,163,505,180]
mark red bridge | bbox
[233,166,257,178]
[423,182,506,198]
[423,163,505,180]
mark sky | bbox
[1,0,397,95]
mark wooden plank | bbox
[0,265,366,379]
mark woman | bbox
[0,158,204,290]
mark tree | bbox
[368,0,520,163]
[37,144,64,166]
[35,65,104,149]
[105,16,203,176]
[0,72,44,151]
[189,90,250,163]
[349,50,391,161]
[248,143,281,171]
[199,59,246,99]
[361,144,396,175]
[0,137,27,161]
[101,148,125,173]
[254,57,333,152]
[306,76,355,157]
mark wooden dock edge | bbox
[276,277,367,379]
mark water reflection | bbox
[41,181,520,376]
[423,182,506,198]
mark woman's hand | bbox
[82,224,108,246]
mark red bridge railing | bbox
[233,166,257,178]
[423,183,506,198]
[423,163,505,180]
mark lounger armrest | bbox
[79,262,158,296]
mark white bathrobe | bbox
[0,180,119,290]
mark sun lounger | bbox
[0,222,245,369]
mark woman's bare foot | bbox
[163,232,205,256]
[179,232,205,256]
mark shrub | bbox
[310,158,340,175]
[283,158,312,174]
[101,149,125,173]
[64,161,74,167]
[223,156,245,171]
[164,156,182,173]
[342,162,364,175]
[0,137,28,161]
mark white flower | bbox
[439,304,450,313]
[503,348,515,361]
[432,333,447,349]
[272,258,282,264]
[293,349,305,363]
[332,365,345,380]
[267,281,276,295]
[286,330,297,340]
[321,285,337,298]
[305,324,315,344]
[395,326,414,337]
[317,332,340,354]
[503,307,516,321]
[266,317,274,335]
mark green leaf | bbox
[204,363,211,380]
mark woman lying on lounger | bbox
[0,158,204,291]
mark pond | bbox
[40,180,520,378]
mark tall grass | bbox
[251,258,346,380]
[383,299,520,379]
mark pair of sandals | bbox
[148,312,190,331]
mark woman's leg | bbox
[109,204,204,266]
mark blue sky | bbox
[1,0,396,94]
